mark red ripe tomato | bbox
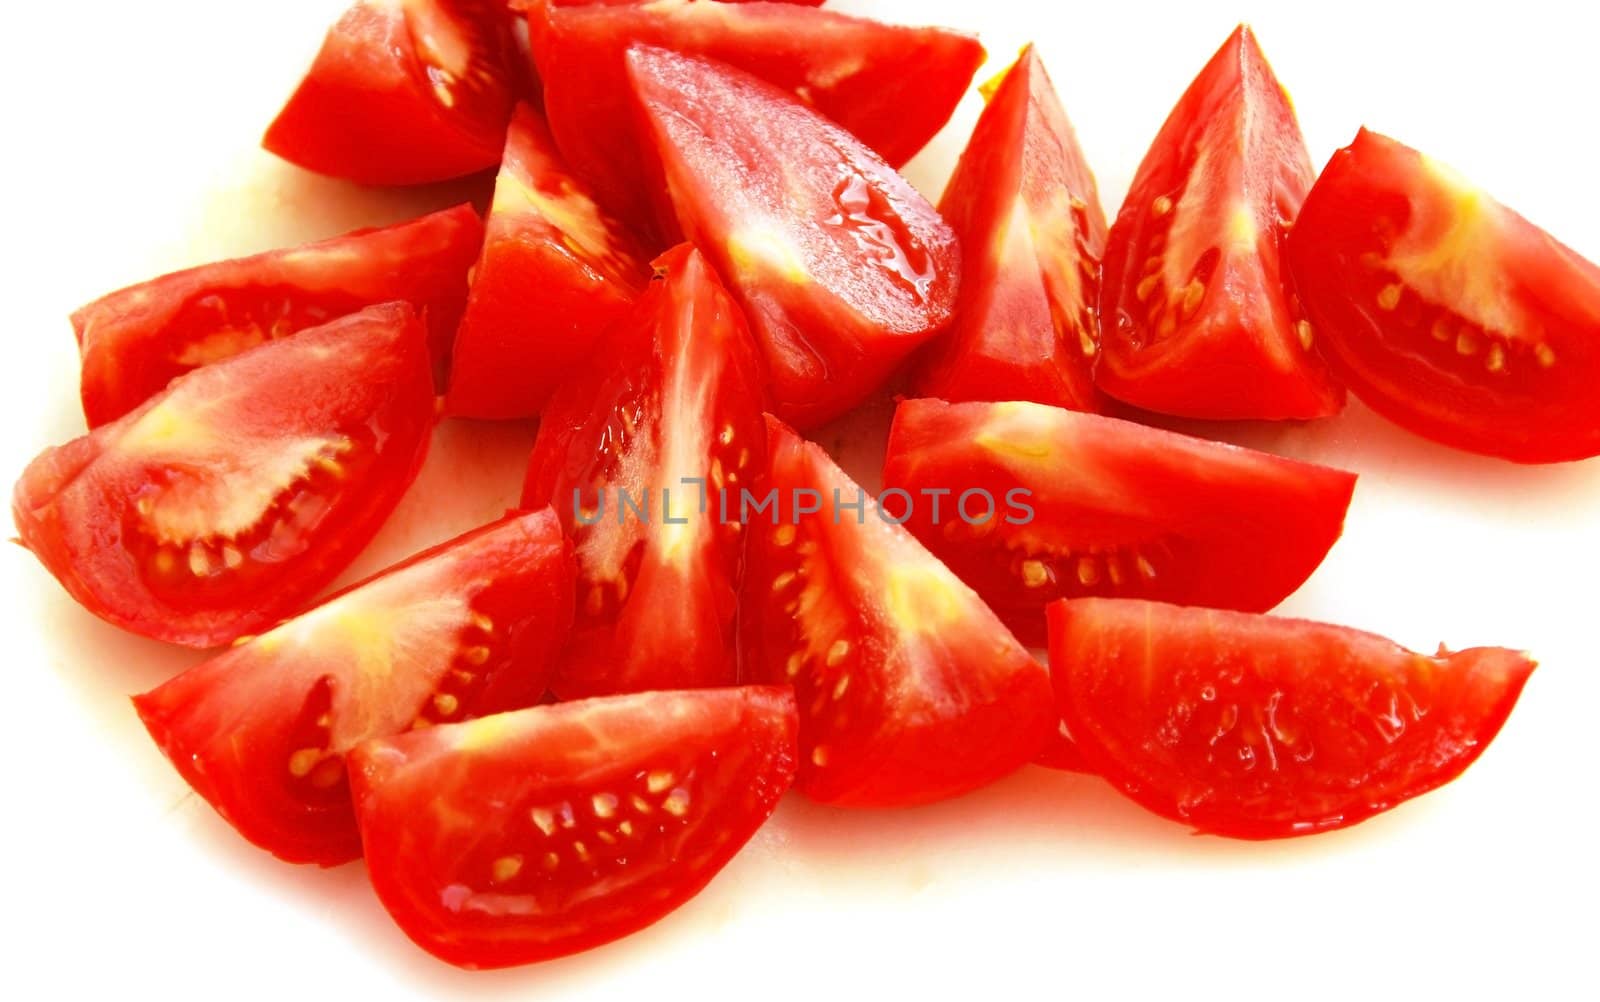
[882,398,1355,645]
[913,45,1110,412]
[14,304,436,647]
[1287,128,1600,463]
[741,417,1056,807]
[630,46,960,429]
[1048,598,1536,839]
[350,686,797,968]
[1096,26,1343,420]
[525,0,982,241]
[445,105,650,420]
[75,204,482,426]
[521,245,766,698]
[134,510,575,866]
[264,0,522,185]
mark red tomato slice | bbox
[14,304,436,647]
[75,204,482,427]
[1096,26,1343,420]
[882,399,1355,645]
[521,245,766,697]
[630,46,960,429]
[525,0,982,241]
[1048,598,1535,839]
[350,686,797,968]
[1287,129,1600,463]
[913,45,1110,412]
[264,0,522,185]
[742,416,1055,807]
[134,510,574,865]
[444,105,650,420]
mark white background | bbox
[5,1,1598,998]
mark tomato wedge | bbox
[913,45,1109,412]
[742,416,1055,807]
[1048,598,1535,839]
[264,0,522,185]
[1287,129,1600,463]
[525,0,982,241]
[1096,26,1342,420]
[630,46,960,429]
[14,304,435,647]
[445,105,649,420]
[882,399,1355,645]
[521,245,765,698]
[75,205,481,426]
[350,686,797,968]
[134,510,574,865]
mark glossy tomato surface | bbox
[882,399,1355,645]
[134,510,574,865]
[14,304,435,647]
[76,204,481,426]
[1288,128,1600,463]
[741,416,1055,807]
[1097,26,1342,420]
[445,105,649,419]
[526,0,981,240]
[914,45,1109,412]
[631,46,960,428]
[1048,598,1535,839]
[264,0,521,185]
[350,686,797,968]
[521,245,766,697]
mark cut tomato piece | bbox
[526,0,981,241]
[1048,598,1535,839]
[742,416,1055,807]
[913,45,1109,412]
[1096,26,1342,420]
[350,686,797,968]
[75,205,482,426]
[1287,129,1600,463]
[445,105,649,419]
[134,510,574,865]
[521,245,765,697]
[264,0,522,185]
[14,304,435,647]
[882,399,1355,645]
[630,47,959,428]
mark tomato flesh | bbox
[445,105,649,419]
[75,204,481,426]
[742,417,1055,807]
[264,0,522,185]
[521,245,766,697]
[913,45,1109,412]
[350,686,797,968]
[882,398,1356,645]
[1097,26,1342,420]
[15,304,436,647]
[1048,598,1535,838]
[1287,128,1600,463]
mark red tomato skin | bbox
[1287,129,1600,463]
[525,0,982,241]
[1034,727,1090,773]
[74,205,482,426]
[1048,598,1536,839]
[1096,26,1343,420]
[133,510,575,866]
[521,245,766,698]
[913,45,1110,412]
[444,105,650,420]
[263,1,521,185]
[350,686,798,968]
[14,304,436,648]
